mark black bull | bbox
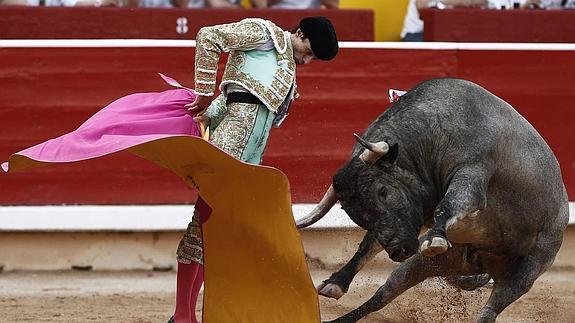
[297,78,569,323]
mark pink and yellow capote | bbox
[2,75,320,323]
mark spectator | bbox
[123,0,240,8]
[523,0,575,8]
[126,0,172,8]
[557,0,575,7]
[477,0,575,9]
[486,0,534,8]
[186,0,241,7]
[250,0,339,9]
[400,0,485,42]
[126,0,241,8]
[401,0,425,41]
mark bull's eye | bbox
[379,189,388,200]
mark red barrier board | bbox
[1,46,574,204]
[0,7,373,41]
[422,8,575,43]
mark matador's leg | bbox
[174,211,205,323]
[173,101,272,322]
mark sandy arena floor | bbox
[0,267,574,323]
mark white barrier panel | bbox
[0,203,573,231]
[0,204,352,231]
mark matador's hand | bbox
[186,95,213,116]
[193,115,211,129]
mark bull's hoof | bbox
[420,236,450,257]
[317,282,345,299]
[477,308,497,323]
[447,273,491,291]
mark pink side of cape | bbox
[2,75,199,172]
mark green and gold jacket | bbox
[194,18,298,128]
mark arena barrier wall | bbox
[422,8,575,43]
[0,7,374,41]
[0,41,574,229]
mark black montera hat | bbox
[299,16,338,61]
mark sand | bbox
[1,266,573,323]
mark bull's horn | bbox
[354,133,389,164]
[296,184,339,229]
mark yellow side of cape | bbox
[128,136,320,323]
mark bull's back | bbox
[413,78,563,192]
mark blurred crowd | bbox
[0,0,339,8]
[1,0,571,8]
[423,0,575,9]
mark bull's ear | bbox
[375,143,399,166]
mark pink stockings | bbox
[174,262,204,323]
[173,197,211,323]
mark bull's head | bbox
[296,134,422,262]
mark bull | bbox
[297,78,569,322]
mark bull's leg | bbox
[421,165,490,257]
[446,246,491,291]
[325,249,459,323]
[318,231,383,299]
[476,233,563,323]
[446,274,491,291]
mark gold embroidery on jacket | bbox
[194,18,296,110]
[194,19,269,96]
[221,30,295,112]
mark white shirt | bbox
[188,0,240,7]
[270,0,321,9]
[400,0,424,38]
[139,0,172,7]
[26,0,79,5]
[486,0,526,9]
[540,0,575,8]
